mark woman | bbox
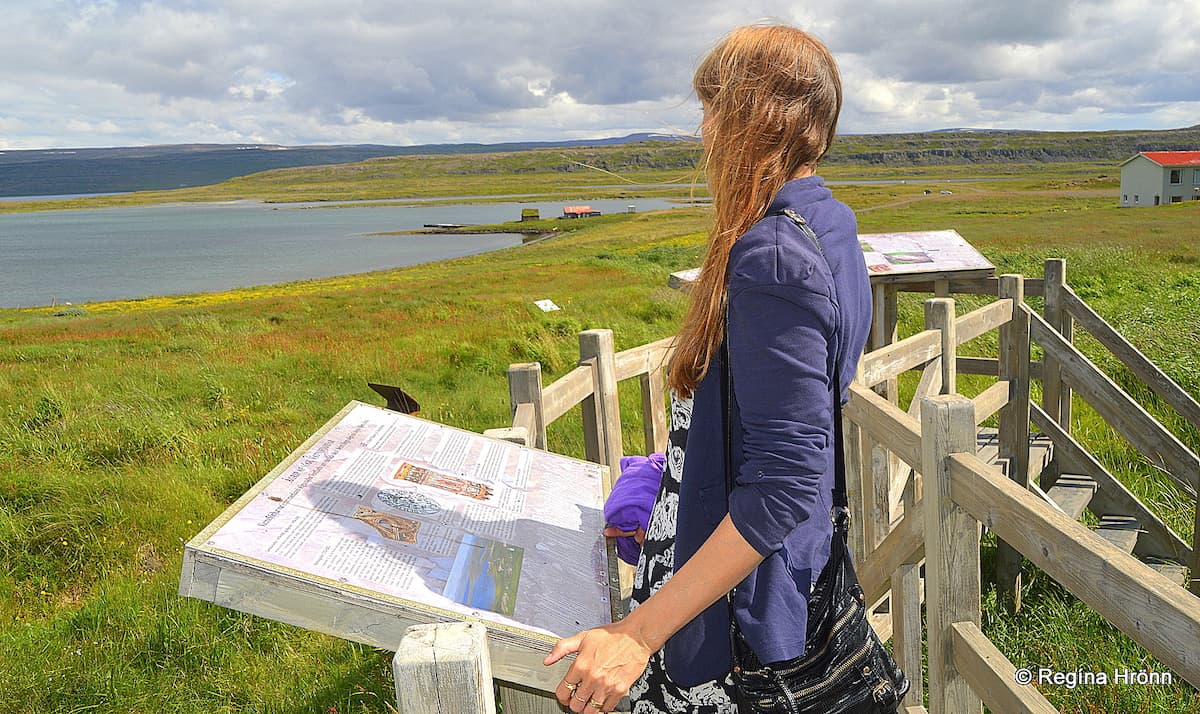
[545,24,873,713]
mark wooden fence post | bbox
[640,364,668,454]
[580,329,623,469]
[508,363,546,450]
[865,284,901,551]
[997,274,1032,610]
[395,622,497,714]
[921,395,982,714]
[845,366,870,564]
[927,298,957,397]
[1042,259,1072,441]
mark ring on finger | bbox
[561,679,580,693]
[589,698,604,709]
[571,692,588,703]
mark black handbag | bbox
[721,208,909,714]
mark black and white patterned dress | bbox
[628,395,738,713]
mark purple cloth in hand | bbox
[604,453,665,565]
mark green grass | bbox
[1,158,1199,712]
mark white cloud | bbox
[0,0,1195,148]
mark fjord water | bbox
[0,198,677,308]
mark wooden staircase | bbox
[977,428,1191,587]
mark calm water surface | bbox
[0,198,679,308]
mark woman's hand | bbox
[543,619,653,713]
[603,525,645,543]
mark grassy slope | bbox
[1,157,1199,711]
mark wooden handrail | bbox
[971,381,1009,425]
[955,297,1014,345]
[1029,307,1200,496]
[612,335,674,382]
[858,329,942,392]
[540,364,594,424]
[948,451,1200,689]
[1061,286,1200,431]
[845,382,923,469]
[950,622,1058,714]
[859,506,924,605]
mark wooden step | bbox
[1145,560,1189,587]
[1094,515,1141,554]
[1045,473,1098,520]
[975,429,1054,481]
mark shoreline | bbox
[0,232,538,315]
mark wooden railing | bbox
[411,257,1200,714]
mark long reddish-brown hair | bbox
[668,24,843,396]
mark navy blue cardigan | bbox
[662,177,873,686]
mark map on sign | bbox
[189,401,614,639]
[857,229,993,276]
[669,229,992,288]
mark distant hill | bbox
[0,133,691,198]
[3,126,1198,198]
[828,125,1200,166]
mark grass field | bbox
[1,153,1198,712]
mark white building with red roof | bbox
[1118,150,1200,206]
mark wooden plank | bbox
[997,277,1032,610]
[1041,259,1069,447]
[640,367,668,455]
[908,359,945,417]
[950,621,1059,714]
[580,330,623,468]
[895,276,1044,297]
[948,452,1200,690]
[1031,401,1190,562]
[920,395,982,714]
[1095,515,1140,554]
[541,364,595,424]
[497,682,565,714]
[482,426,530,447]
[512,402,536,437]
[861,509,925,606]
[845,370,871,564]
[1147,562,1189,588]
[1031,310,1200,496]
[869,284,901,548]
[872,268,997,288]
[395,622,497,714]
[955,357,1043,381]
[859,330,942,387]
[957,356,999,377]
[927,298,957,396]
[612,335,674,382]
[892,565,925,708]
[971,381,1010,425]
[954,298,1013,346]
[1045,473,1097,520]
[868,607,894,644]
[846,382,923,471]
[184,552,572,692]
[1062,286,1200,431]
[508,363,546,450]
[1193,503,1200,596]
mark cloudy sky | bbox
[2,0,1197,149]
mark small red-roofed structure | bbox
[1119,151,1200,206]
[562,205,601,218]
